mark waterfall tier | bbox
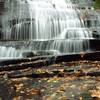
[0,0,94,58]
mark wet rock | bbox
[93,32,100,38]
[80,92,93,100]
[0,28,3,39]
[3,73,8,80]
[87,72,100,77]
[63,68,74,73]
[52,70,61,75]
[36,50,59,56]
[0,81,16,100]
[36,51,53,56]
[92,33,98,38]
[22,52,37,58]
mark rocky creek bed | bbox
[0,60,100,100]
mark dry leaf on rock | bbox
[91,90,100,98]
[27,88,41,95]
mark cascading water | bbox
[0,46,22,59]
[0,0,94,58]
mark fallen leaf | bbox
[28,88,41,94]
[59,86,65,92]
[91,90,100,98]
[79,96,83,100]
[13,96,22,100]
[15,83,24,92]
[59,96,67,100]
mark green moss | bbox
[94,0,100,9]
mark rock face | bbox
[0,28,3,39]
[0,1,5,14]
[0,1,4,39]
[0,18,3,40]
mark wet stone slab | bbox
[0,61,100,100]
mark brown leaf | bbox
[28,88,41,94]
[91,90,100,98]
[15,83,24,92]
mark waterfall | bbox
[0,0,94,58]
[0,46,22,59]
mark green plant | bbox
[94,0,100,9]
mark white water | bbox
[0,0,94,58]
[0,46,22,58]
